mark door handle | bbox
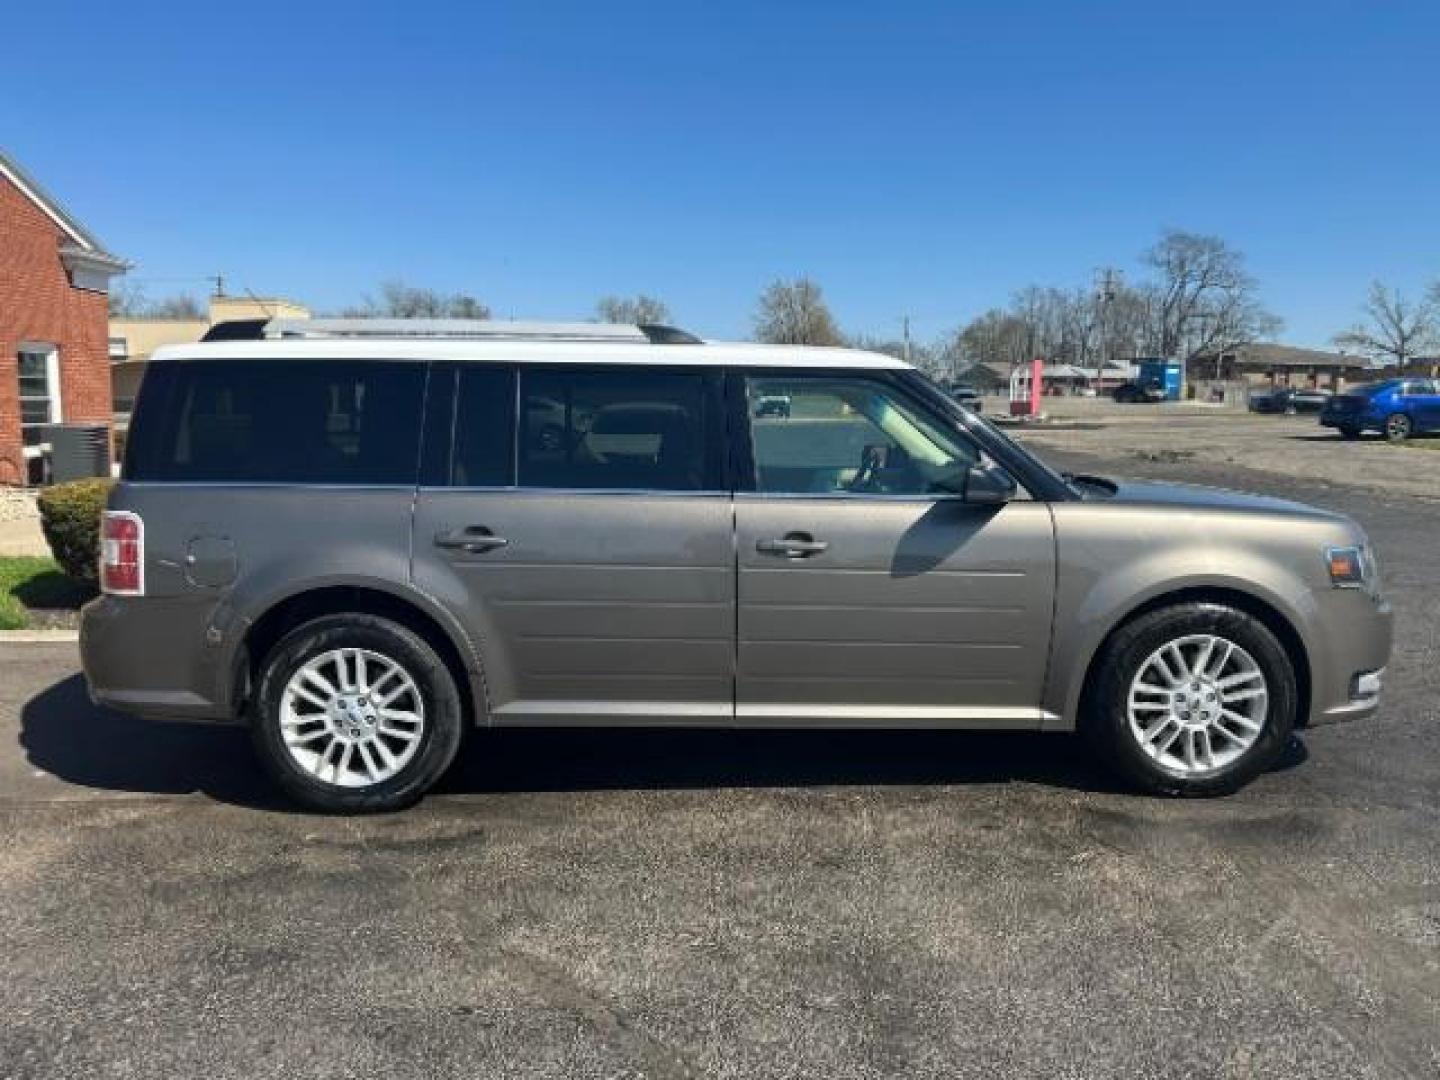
[434,526,509,553]
[756,534,829,558]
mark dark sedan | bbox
[1249,387,1332,414]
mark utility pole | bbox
[902,315,912,366]
[210,274,225,298]
[1096,268,1122,391]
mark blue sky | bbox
[4,0,1437,345]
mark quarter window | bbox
[745,375,978,496]
[125,360,425,484]
[518,369,715,491]
[17,345,61,447]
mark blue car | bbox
[1319,377,1440,441]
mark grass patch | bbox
[0,557,95,631]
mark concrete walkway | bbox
[0,490,48,557]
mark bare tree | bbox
[596,294,671,325]
[940,228,1279,387]
[943,308,1033,371]
[108,281,149,317]
[752,278,843,346]
[150,294,205,319]
[1142,229,1281,360]
[344,280,491,319]
[1333,281,1436,369]
[108,284,204,319]
[848,334,942,377]
[446,295,490,319]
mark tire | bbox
[1338,425,1361,440]
[1384,413,1413,442]
[1082,602,1297,797]
[251,614,464,813]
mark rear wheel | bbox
[1083,602,1296,797]
[1384,413,1413,442]
[251,614,463,813]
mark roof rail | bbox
[197,318,705,345]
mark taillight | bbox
[100,511,145,596]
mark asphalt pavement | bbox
[0,452,1436,1079]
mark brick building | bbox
[0,149,127,485]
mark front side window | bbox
[17,345,61,447]
[126,360,425,484]
[518,369,715,491]
[745,375,979,496]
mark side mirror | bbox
[963,463,1016,506]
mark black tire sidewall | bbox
[1084,602,1297,797]
[251,614,463,813]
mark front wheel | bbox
[1083,603,1296,796]
[251,614,463,812]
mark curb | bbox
[0,630,80,644]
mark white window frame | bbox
[17,342,63,451]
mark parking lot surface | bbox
[1,436,1437,1078]
[1010,397,1440,502]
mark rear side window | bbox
[518,368,719,491]
[126,360,425,484]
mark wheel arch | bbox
[232,584,485,727]
[1071,586,1312,731]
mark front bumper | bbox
[1304,594,1393,727]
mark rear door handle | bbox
[434,526,509,553]
[756,534,829,558]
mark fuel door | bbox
[185,535,237,589]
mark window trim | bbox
[17,342,62,447]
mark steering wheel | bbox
[846,445,885,493]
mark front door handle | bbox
[434,526,509,553]
[756,533,829,558]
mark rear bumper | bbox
[80,595,240,724]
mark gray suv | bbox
[81,320,1393,812]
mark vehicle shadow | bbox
[1286,431,1438,443]
[19,674,1308,810]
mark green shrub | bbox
[37,478,115,583]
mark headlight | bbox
[1326,543,1381,596]
[1326,546,1366,588]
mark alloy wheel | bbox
[279,648,426,788]
[1126,634,1268,775]
[1385,414,1412,441]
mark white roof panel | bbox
[151,338,913,371]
